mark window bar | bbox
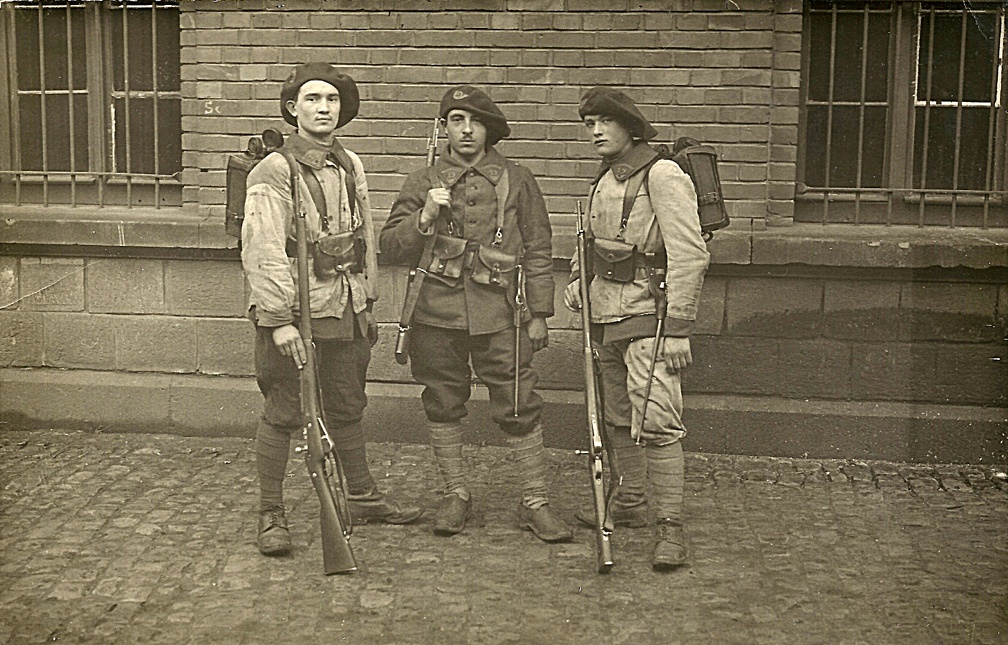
[853,3,870,224]
[96,1,106,207]
[949,10,969,227]
[822,3,839,224]
[982,10,1004,229]
[886,3,904,227]
[36,3,49,206]
[65,1,77,206]
[151,2,160,209]
[917,6,936,227]
[122,4,131,207]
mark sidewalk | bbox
[0,428,1005,645]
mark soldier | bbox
[242,63,422,557]
[565,87,709,570]
[380,85,572,543]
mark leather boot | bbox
[652,519,688,571]
[433,493,471,536]
[347,487,424,525]
[257,507,291,556]
[517,504,573,543]
[574,499,649,529]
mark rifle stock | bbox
[284,149,357,575]
[576,201,614,574]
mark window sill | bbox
[0,204,236,251]
[548,219,1008,270]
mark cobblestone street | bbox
[0,428,1005,645]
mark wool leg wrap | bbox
[256,420,293,512]
[506,424,549,510]
[646,440,685,522]
[337,445,376,496]
[609,425,647,506]
[429,420,469,500]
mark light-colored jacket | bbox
[573,145,709,336]
[241,134,377,328]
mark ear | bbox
[285,99,297,119]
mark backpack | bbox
[225,128,284,238]
[646,137,729,240]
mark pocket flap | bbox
[316,231,356,257]
[593,237,636,263]
[431,234,468,260]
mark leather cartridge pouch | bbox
[592,237,638,283]
[313,228,365,278]
[426,234,468,286]
[470,244,519,291]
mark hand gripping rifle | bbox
[279,149,358,575]
[576,201,614,574]
[394,117,440,365]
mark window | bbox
[0,1,180,208]
[798,1,1007,227]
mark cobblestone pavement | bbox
[0,428,1005,645]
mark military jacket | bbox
[242,132,378,328]
[572,142,709,337]
[380,147,554,335]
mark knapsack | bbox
[647,137,729,240]
[225,128,284,238]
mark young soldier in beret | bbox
[243,63,422,556]
[380,85,572,543]
[565,87,709,570]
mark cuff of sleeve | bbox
[394,211,435,249]
[662,317,694,337]
[256,310,294,329]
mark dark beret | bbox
[279,63,359,128]
[578,87,658,142]
[439,85,511,146]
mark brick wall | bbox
[179,0,802,227]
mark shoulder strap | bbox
[328,139,358,222]
[300,166,328,230]
[619,158,661,240]
[492,165,509,245]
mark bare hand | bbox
[563,279,582,311]
[662,337,692,373]
[366,311,379,348]
[527,317,549,353]
[272,324,307,369]
[419,187,452,230]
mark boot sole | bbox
[518,521,574,543]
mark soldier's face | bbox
[443,109,488,163]
[583,114,634,159]
[287,80,340,143]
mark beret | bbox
[439,85,511,146]
[280,63,359,128]
[578,86,658,142]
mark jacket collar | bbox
[591,142,659,184]
[282,131,348,171]
[434,146,506,187]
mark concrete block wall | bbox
[2,255,1004,411]
[179,0,802,228]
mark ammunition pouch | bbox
[313,228,365,278]
[470,244,519,291]
[426,234,468,286]
[592,237,638,284]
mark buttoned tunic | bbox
[380,147,554,335]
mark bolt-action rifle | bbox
[394,117,441,365]
[279,149,357,575]
[576,200,614,574]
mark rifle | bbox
[394,117,440,365]
[636,259,668,445]
[576,200,614,574]
[512,265,525,417]
[280,149,358,575]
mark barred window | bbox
[0,1,180,208]
[798,1,1007,227]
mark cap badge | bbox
[453,90,469,100]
